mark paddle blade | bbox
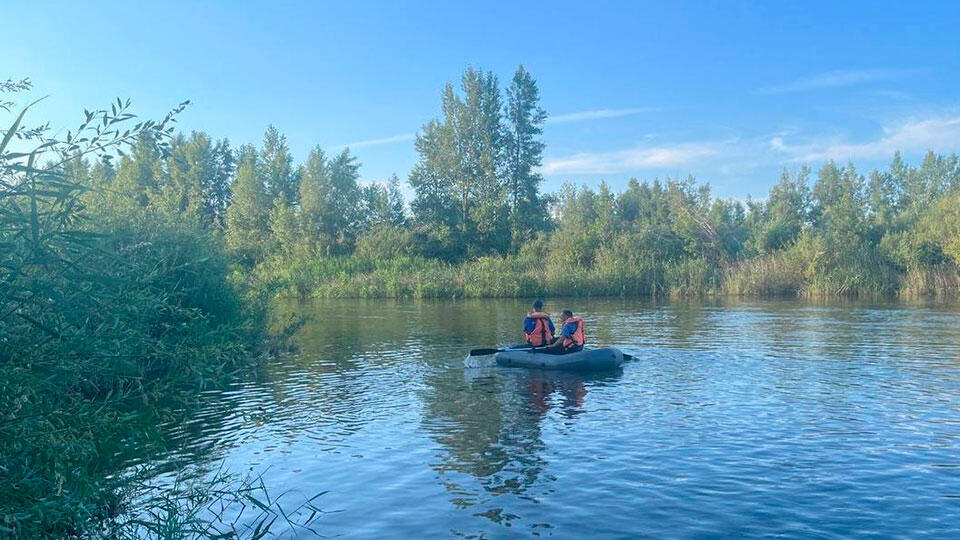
[469,348,502,356]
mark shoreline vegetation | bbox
[24,64,958,306]
[236,66,958,302]
[24,65,960,304]
[257,254,960,300]
[0,81,314,538]
[3,61,960,536]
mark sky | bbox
[5,1,960,199]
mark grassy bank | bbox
[256,250,960,301]
[252,252,719,299]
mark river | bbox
[157,298,960,539]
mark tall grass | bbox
[102,466,323,540]
[260,247,957,301]
[723,254,806,297]
[900,264,960,299]
[256,253,731,300]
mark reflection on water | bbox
[151,298,960,539]
[423,367,621,515]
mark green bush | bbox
[0,85,268,538]
[913,192,960,265]
[355,225,416,259]
[0,210,263,538]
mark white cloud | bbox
[771,114,960,162]
[542,142,719,175]
[769,137,784,151]
[757,69,913,95]
[334,133,415,150]
[546,107,657,124]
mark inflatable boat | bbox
[494,347,624,371]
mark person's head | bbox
[532,299,544,311]
[561,310,573,321]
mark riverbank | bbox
[254,253,960,301]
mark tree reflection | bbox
[421,365,622,518]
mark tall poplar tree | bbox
[225,145,269,260]
[812,161,867,260]
[326,148,362,252]
[111,133,162,207]
[361,175,406,230]
[298,146,331,254]
[409,119,458,229]
[206,137,235,228]
[260,125,299,206]
[460,67,509,254]
[297,147,361,255]
[505,65,549,251]
[409,66,512,256]
[386,174,407,227]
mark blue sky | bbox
[6,1,960,198]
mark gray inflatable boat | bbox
[494,347,624,371]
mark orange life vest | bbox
[524,311,553,347]
[562,316,586,348]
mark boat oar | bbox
[469,348,505,356]
[470,346,549,355]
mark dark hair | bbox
[532,299,544,310]
[561,310,573,318]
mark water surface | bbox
[160,298,960,539]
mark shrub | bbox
[355,225,416,259]
[0,83,267,538]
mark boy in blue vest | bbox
[542,310,585,354]
[522,299,555,347]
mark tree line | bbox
[66,66,548,263]
[57,65,960,297]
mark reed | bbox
[899,264,960,299]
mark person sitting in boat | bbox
[522,299,555,347]
[543,310,585,354]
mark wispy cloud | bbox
[546,107,657,124]
[770,113,960,162]
[865,89,913,101]
[334,133,415,150]
[757,69,914,95]
[542,142,719,175]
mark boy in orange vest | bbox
[542,310,585,354]
[522,299,555,347]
